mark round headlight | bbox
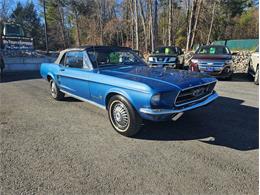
[151,94,160,105]
[148,57,154,62]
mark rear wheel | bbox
[50,79,64,100]
[108,95,142,137]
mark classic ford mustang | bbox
[41,46,218,136]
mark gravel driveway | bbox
[0,72,258,194]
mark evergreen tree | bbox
[11,2,44,49]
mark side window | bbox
[83,52,92,69]
[224,47,231,54]
[60,54,66,65]
[65,51,83,68]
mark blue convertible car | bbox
[41,46,218,136]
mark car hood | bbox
[192,54,232,60]
[99,65,216,91]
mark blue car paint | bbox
[41,61,217,121]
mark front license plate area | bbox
[206,67,214,72]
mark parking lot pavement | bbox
[0,72,258,194]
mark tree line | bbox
[0,0,258,52]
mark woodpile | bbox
[184,51,252,73]
[232,51,251,73]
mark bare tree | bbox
[134,0,139,50]
[43,0,49,52]
[138,0,148,51]
[56,1,68,48]
[186,0,198,51]
[168,0,172,46]
[34,0,259,51]
[0,0,9,21]
[153,0,158,48]
[149,0,154,51]
[190,0,203,48]
[207,1,216,44]
[96,0,104,45]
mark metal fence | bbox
[212,39,258,51]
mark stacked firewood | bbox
[231,51,251,73]
[183,51,252,73]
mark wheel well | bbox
[105,92,119,108]
[47,75,52,82]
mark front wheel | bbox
[50,79,64,100]
[108,95,142,137]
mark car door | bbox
[58,51,91,99]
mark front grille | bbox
[198,62,224,73]
[156,57,166,62]
[175,82,216,106]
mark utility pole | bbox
[43,0,49,53]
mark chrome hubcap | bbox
[51,82,57,97]
[110,101,130,132]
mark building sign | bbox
[2,36,34,50]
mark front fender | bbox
[47,73,55,81]
[104,88,152,112]
[105,88,134,106]
[40,63,60,84]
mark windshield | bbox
[4,24,24,36]
[196,46,230,55]
[153,47,177,55]
[87,48,144,67]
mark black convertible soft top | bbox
[54,46,133,64]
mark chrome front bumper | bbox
[199,65,233,77]
[148,63,177,68]
[139,92,218,115]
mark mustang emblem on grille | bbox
[192,88,206,97]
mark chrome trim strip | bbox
[179,80,217,91]
[60,90,106,110]
[140,92,218,115]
